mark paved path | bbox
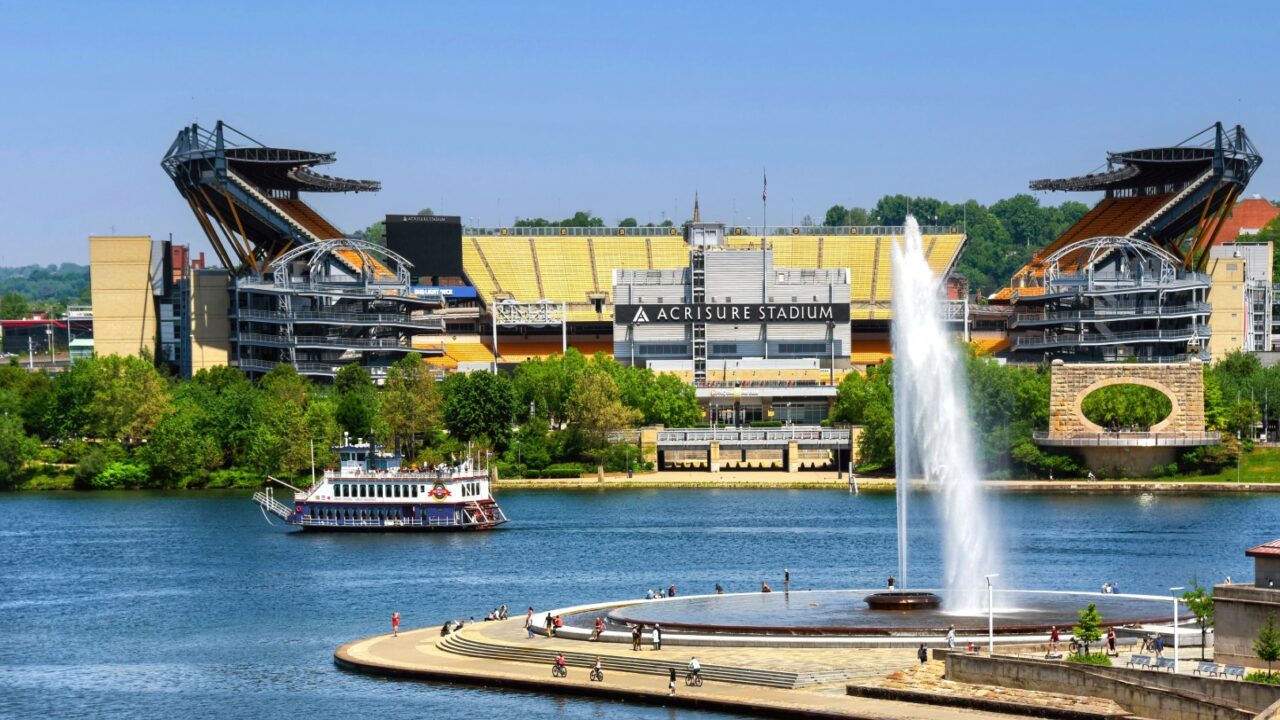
[335,619,1081,719]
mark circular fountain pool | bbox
[601,589,1181,636]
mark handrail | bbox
[238,332,410,349]
[1014,325,1210,349]
[463,225,959,237]
[1011,303,1211,324]
[235,307,446,327]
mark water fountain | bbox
[867,215,1001,613]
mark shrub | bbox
[73,444,125,489]
[1245,671,1280,685]
[541,462,590,478]
[35,446,61,464]
[91,461,151,490]
[1066,653,1112,666]
[205,468,262,489]
[750,420,783,428]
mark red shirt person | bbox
[392,611,401,637]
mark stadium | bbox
[77,120,1268,437]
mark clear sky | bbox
[0,1,1277,266]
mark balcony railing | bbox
[656,426,851,447]
[238,332,411,350]
[1010,303,1211,326]
[235,307,446,330]
[462,224,959,238]
[1014,325,1210,350]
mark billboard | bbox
[411,285,477,299]
[613,303,849,325]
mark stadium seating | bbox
[532,239,598,302]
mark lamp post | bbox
[985,573,999,655]
[1170,586,1184,673]
[46,325,54,365]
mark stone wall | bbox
[1048,359,1206,436]
[1214,583,1280,669]
[946,652,1280,720]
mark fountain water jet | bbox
[890,216,1001,613]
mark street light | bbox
[1170,586,1185,673]
[985,573,1000,655]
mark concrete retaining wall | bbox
[945,652,1280,720]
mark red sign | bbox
[429,482,451,500]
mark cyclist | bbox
[553,652,566,676]
[591,656,603,681]
[687,656,701,683]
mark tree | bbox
[144,391,222,485]
[1072,602,1103,656]
[442,371,517,447]
[379,354,441,460]
[1081,384,1173,430]
[0,404,37,488]
[1256,612,1280,677]
[87,355,169,445]
[417,208,434,216]
[1,291,29,319]
[248,365,312,477]
[333,364,378,439]
[618,217,638,227]
[360,220,386,246]
[565,367,641,456]
[1182,583,1214,661]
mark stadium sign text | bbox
[615,303,849,324]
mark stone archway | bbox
[1048,359,1206,436]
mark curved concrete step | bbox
[437,632,802,688]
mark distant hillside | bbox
[0,264,91,306]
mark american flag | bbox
[762,169,768,203]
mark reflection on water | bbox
[0,489,1274,719]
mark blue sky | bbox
[0,1,1276,265]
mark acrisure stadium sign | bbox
[614,303,849,325]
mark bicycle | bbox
[684,672,703,687]
[552,663,567,678]
[589,667,604,682]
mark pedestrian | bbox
[645,588,655,600]
[668,584,676,598]
[1153,633,1164,657]
[887,576,896,590]
[1106,627,1117,656]
[946,624,956,650]
[917,643,928,664]
[761,581,772,593]
[667,667,677,695]
[545,612,555,637]
[652,623,662,651]
[715,583,724,594]
[592,616,605,641]
[392,611,400,637]
[784,568,790,593]
[1111,581,1119,594]
[1048,470,1055,482]
[1049,625,1060,654]
[525,607,535,639]
[631,624,642,651]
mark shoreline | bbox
[495,472,1280,493]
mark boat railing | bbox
[322,470,490,482]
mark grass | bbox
[1066,653,1113,666]
[1160,447,1280,484]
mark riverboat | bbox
[252,437,508,531]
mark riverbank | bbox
[495,470,1280,492]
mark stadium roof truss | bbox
[162,121,379,275]
[267,237,413,290]
[1041,236,1179,289]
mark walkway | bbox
[335,618,1086,719]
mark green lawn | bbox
[1162,447,1280,483]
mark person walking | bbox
[917,643,928,664]
[545,612,555,638]
[631,624,642,651]
[525,607,536,639]
[784,568,790,593]
[887,576,896,590]
[946,624,956,650]
[392,611,400,638]
[1153,633,1165,657]
[1106,627,1117,656]
[1049,625,1060,654]
[667,667,677,695]
[652,623,662,651]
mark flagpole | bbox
[762,168,769,359]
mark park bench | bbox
[1153,657,1176,672]
[1126,655,1152,669]
[1193,662,1223,677]
[1223,665,1247,680]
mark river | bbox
[1,488,1276,719]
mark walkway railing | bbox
[462,225,958,237]
[235,307,446,329]
[1014,325,1210,350]
[1032,431,1220,447]
[1011,303,1211,325]
[657,426,850,447]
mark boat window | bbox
[360,485,367,498]
[411,485,418,498]
[393,485,401,498]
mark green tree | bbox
[87,355,169,445]
[1072,602,1103,656]
[360,220,386,246]
[1182,583,1214,661]
[618,217,638,227]
[417,208,434,216]
[0,407,37,488]
[831,361,895,470]
[248,365,312,477]
[379,354,441,460]
[1081,384,1173,430]
[1256,611,1280,677]
[144,391,222,485]
[990,194,1050,249]
[565,367,641,456]
[333,364,378,438]
[1,291,29,319]
[442,371,517,447]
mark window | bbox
[778,343,827,355]
[639,344,687,356]
[710,343,738,356]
